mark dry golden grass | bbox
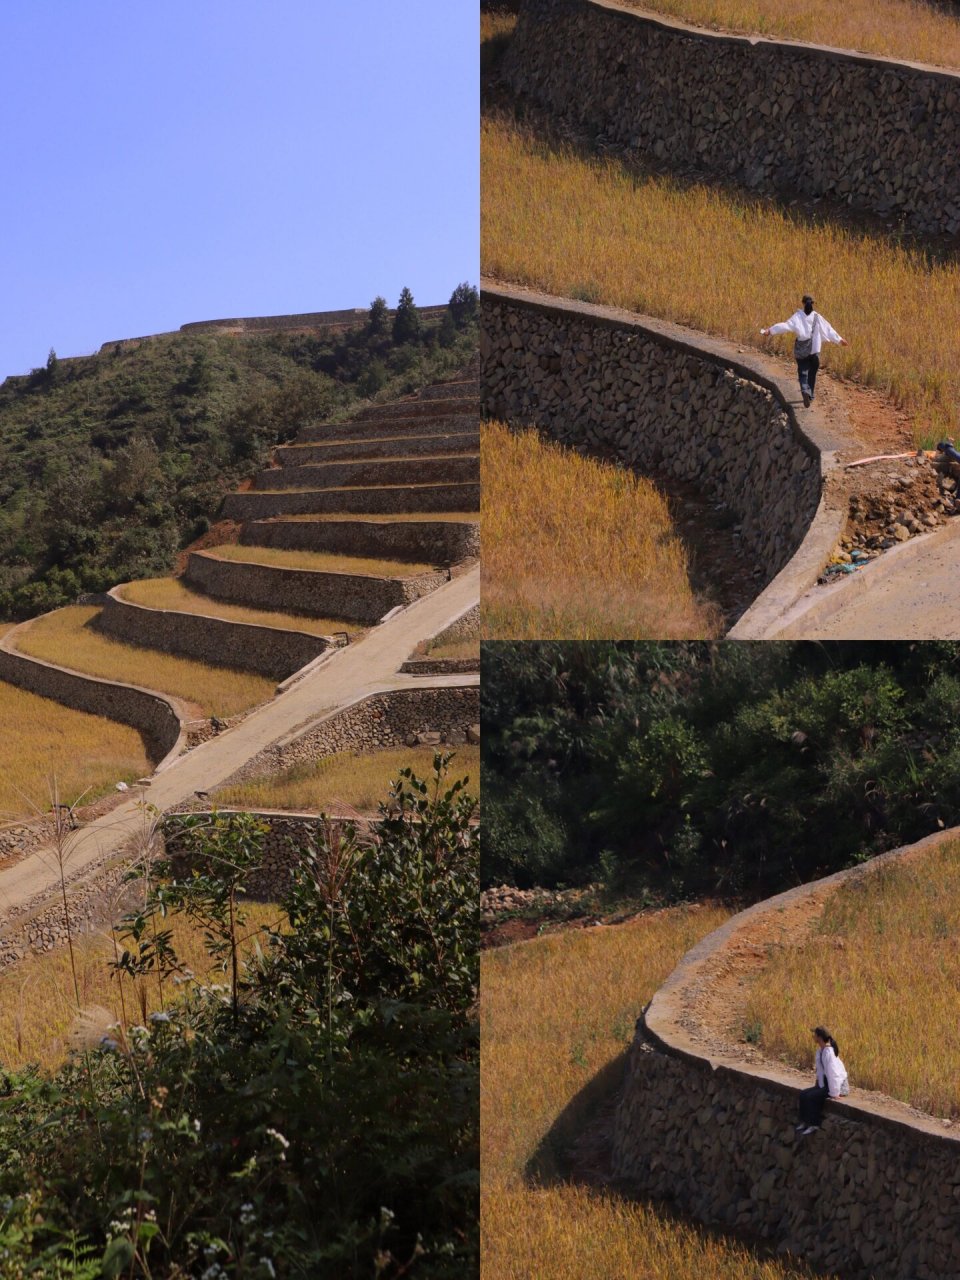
[268,512,479,523]
[481,116,960,442]
[118,577,358,637]
[15,607,275,719]
[423,638,480,661]
[204,544,434,577]
[0,903,282,1074]
[481,420,720,639]
[215,745,481,813]
[743,839,960,1119]
[0,680,150,819]
[627,0,960,70]
[481,906,830,1279]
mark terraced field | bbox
[118,578,357,637]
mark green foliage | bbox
[483,641,960,900]
[367,295,389,336]
[0,758,478,1278]
[0,309,478,621]
[447,283,478,329]
[392,287,421,344]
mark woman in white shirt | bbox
[760,294,848,407]
[796,1026,849,1135]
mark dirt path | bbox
[0,567,479,929]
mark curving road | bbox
[0,566,479,926]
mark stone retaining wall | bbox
[398,658,480,675]
[253,455,478,491]
[504,0,960,238]
[241,517,480,565]
[483,288,821,586]
[431,602,480,642]
[221,482,481,520]
[298,413,478,443]
[0,645,182,768]
[275,431,480,464]
[95,590,330,680]
[218,684,481,786]
[354,398,477,422]
[420,380,480,400]
[183,552,448,624]
[613,828,960,1279]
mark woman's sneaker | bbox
[802,389,812,407]
[800,1125,819,1135]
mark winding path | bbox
[0,567,479,930]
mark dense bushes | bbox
[482,641,960,898]
[0,759,478,1277]
[0,294,477,621]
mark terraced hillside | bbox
[0,366,480,840]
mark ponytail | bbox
[813,1026,839,1057]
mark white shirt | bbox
[816,1044,849,1097]
[767,309,844,356]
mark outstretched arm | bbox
[820,317,848,347]
[760,317,800,337]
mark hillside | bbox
[0,294,478,619]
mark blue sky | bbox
[0,2,478,380]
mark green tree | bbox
[392,286,421,343]
[367,294,389,335]
[448,281,479,328]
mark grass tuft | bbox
[482,116,960,443]
[214,745,480,813]
[15,606,275,719]
[743,839,960,1118]
[481,420,720,639]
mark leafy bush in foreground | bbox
[0,758,478,1278]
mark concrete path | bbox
[769,522,960,638]
[0,566,479,924]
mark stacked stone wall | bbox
[95,591,329,680]
[183,552,447,624]
[241,518,479,565]
[483,290,820,587]
[253,455,478,491]
[354,398,477,423]
[504,0,960,238]
[222,483,480,520]
[219,684,480,786]
[275,432,479,464]
[0,646,181,767]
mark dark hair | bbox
[813,1026,839,1056]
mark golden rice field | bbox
[14,607,274,719]
[0,679,149,819]
[481,420,721,639]
[204,543,434,577]
[743,838,960,1119]
[626,0,960,69]
[422,638,480,660]
[118,577,357,637]
[481,907,832,1279]
[0,903,281,1074]
[215,745,480,813]
[481,116,960,442]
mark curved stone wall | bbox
[241,517,480,566]
[504,0,960,238]
[221,483,480,520]
[298,413,478,443]
[0,644,183,769]
[483,285,836,589]
[183,551,448,625]
[217,682,480,786]
[95,589,330,680]
[613,828,960,1280]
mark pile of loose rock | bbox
[835,454,959,568]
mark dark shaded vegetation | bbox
[482,641,960,899]
[0,289,478,621]
[0,758,478,1277]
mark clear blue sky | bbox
[0,2,478,380]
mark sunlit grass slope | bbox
[481,907,831,1279]
[215,745,481,813]
[204,544,435,577]
[481,421,720,639]
[118,578,357,637]
[0,680,149,818]
[744,838,960,1119]
[627,0,960,70]
[0,904,281,1074]
[482,116,960,442]
[15,607,274,719]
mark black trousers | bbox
[797,353,820,399]
[798,1083,829,1126]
